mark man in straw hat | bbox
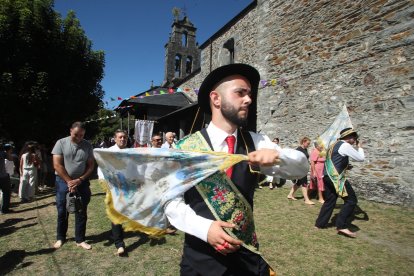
[164,63,309,275]
[315,127,365,238]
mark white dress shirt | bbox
[164,122,309,242]
[338,142,365,162]
[161,141,173,148]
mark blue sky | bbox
[54,0,253,109]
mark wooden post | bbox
[127,111,130,136]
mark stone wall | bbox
[179,0,414,206]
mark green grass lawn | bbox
[1,180,413,275]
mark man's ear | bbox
[210,91,221,109]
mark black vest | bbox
[184,128,258,216]
[325,141,349,176]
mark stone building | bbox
[177,0,414,206]
[119,16,200,138]
[163,16,201,87]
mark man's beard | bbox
[221,100,248,127]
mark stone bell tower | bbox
[163,16,200,86]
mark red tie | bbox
[225,135,236,177]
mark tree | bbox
[0,0,105,147]
[84,108,135,146]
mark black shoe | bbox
[1,209,14,214]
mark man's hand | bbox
[67,178,82,193]
[207,221,242,255]
[248,149,280,166]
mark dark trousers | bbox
[111,223,125,248]
[0,175,11,212]
[315,176,357,229]
[180,241,270,276]
[55,176,91,243]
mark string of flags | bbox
[259,78,288,89]
[114,105,133,110]
[85,114,118,123]
[106,78,288,105]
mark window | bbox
[175,54,182,78]
[182,32,188,47]
[186,56,192,74]
[223,38,235,64]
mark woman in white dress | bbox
[19,143,40,202]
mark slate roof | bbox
[128,92,193,107]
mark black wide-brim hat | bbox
[197,63,260,114]
[339,128,359,139]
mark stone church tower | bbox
[163,16,201,86]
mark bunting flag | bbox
[114,105,133,110]
[317,105,353,155]
[94,148,247,237]
[107,77,289,107]
[259,78,288,89]
[84,114,117,123]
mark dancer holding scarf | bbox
[164,64,309,275]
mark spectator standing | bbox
[310,141,326,203]
[4,144,15,177]
[287,137,315,205]
[107,130,129,255]
[0,144,13,214]
[52,122,95,250]
[151,134,163,148]
[267,138,284,189]
[161,132,175,148]
[18,143,40,202]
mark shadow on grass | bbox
[87,230,112,245]
[0,217,36,228]
[0,248,55,274]
[352,205,369,221]
[128,233,155,252]
[35,192,56,201]
[11,201,56,214]
[88,229,161,255]
[330,204,368,232]
[0,217,38,238]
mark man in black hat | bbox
[315,127,365,238]
[165,63,308,275]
